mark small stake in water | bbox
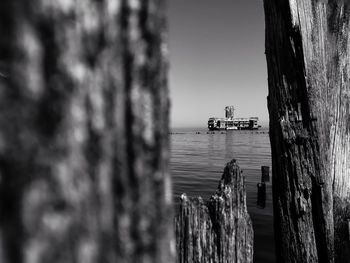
[348,219,350,241]
[257,183,266,209]
[261,166,270,183]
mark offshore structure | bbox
[208,106,260,130]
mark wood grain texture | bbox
[0,1,174,263]
[264,0,350,262]
[175,160,254,263]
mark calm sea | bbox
[170,127,275,263]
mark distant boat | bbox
[207,106,260,131]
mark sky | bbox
[167,0,268,128]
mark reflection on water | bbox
[170,128,275,263]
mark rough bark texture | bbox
[264,0,350,262]
[0,1,174,263]
[175,160,254,263]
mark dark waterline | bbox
[170,127,275,263]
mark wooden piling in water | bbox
[0,1,174,262]
[175,159,254,263]
[264,0,350,262]
[257,183,266,209]
[261,166,270,183]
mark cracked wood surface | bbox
[175,160,254,263]
[264,0,350,262]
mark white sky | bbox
[167,0,269,128]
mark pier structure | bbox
[208,106,260,130]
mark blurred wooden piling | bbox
[0,1,174,262]
[175,160,254,263]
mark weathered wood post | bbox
[261,166,270,182]
[264,0,350,262]
[175,160,254,263]
[257,183,266,209]
[0,1,174,262]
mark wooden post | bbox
[257,183,266,209]
[0,1,174,263]
[261,166,270,182]
[264,0,350,262]
[175,160,254,263]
